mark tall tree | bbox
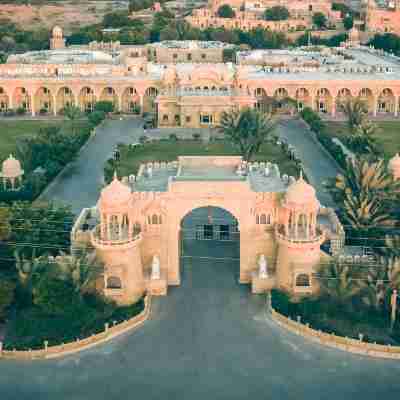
[264,6,290,21]
[338,97,367,133]
[63,104,82,136]
[219,107,276,161]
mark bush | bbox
[88,110,106,127]
[16,106,26,115]
[264,6,289,21]
[217,4,235,18]
[300,107,324,134]
[94,101,114,114]
[192,132,201,141]
[169,133,178,141]
[313,12,327,29]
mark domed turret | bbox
[99,172,132,212]
[1,154,24,190]
[284,172,319,211]
[52,26,63,38]
[1,154,23,179]
[50,26,65,50]
[389,153,400,180]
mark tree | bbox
[338,97,367,133]
[217,4,236,18]
[263,6,290,21]
[351,119,379,155]
[343,15,354,30]
[312,12,327,29]
[318,261,362,307]
[0,206,11,241]
[102,11,132,28]
[219,107,276,161]
[62,105,82,136]
[331,158,400,236]
[0,277,15,320]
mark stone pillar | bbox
[31,95,35,117]
[373,96,377,117]
[395,96,399,117]
[331,98,336,117]
[53,95,57,116]
[139,94,144,116]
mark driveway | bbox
[40,117,144,214]
[276,119,340,208]
[1,241,400,399]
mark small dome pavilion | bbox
[0,154,24,190]
[389,153,400,180]
[97,173,134,243]
[281,172,320,240]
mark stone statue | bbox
[151,255,161,280]
[258,254,268,279]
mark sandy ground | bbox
[0,1,127,32]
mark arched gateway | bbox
[73,156,344,305]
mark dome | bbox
[285,172,319,209]
[389,153,400,178]
[52,26,63,38]
[99,173,131,209]
[1,154,23,179]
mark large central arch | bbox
[179,206,240,283]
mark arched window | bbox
[260,214,267,224]
[296,274,310,287]
[107,276,122,289]
[152,214,158,224]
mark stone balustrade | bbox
[271,307,400,360]
[0,296,151,360]
[91,225,141,247]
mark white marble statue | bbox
[151,255,161,280]
[258,254,268,279]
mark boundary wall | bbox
[271,307,400,360]
[0,296,151,361]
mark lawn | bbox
[322,121,400,158]
[0,119,91,162]
[105,138,300,183]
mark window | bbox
[86,87,92,95]
[64,87,70,95]
[107,87,114,95]
[201,53,206,59]
[200,114,212,124]
[152,214,158,224]
[0,88,4,94]
[107,276,122,289]
[173,53,178,59]
[43,88,48,94]
[260,214,267,224]
[296,274,310,287]
[187,53,192,61]
[21,88,26,94]
[163,114,169,122]
[186,116,191,123]
[130,87,136,95]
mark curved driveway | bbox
[1,258,400,399]
[4,118,398,399]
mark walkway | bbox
[1,250,400,399]
[40,117,144,214]
[276,119,340,208]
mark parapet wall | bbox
[271,307,400,360]
[0,296,151,361]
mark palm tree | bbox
[218,107,276,161]
[351,119,379,155]
[331,158,400,239]
[63,104,82,135]
[338,97,367,133]
[317,261,362,306]
[0,207,11,241]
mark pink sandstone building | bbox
[186,0,342,32]
[71,156,345,304]
[364,0,400,35]
[1,27,400,128]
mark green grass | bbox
[0,119,91,162]
[322,121,400,158]
[106,138,299,183]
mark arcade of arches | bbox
[1,83,400,123]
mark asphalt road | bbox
[1,239,400,400]
[4,118,396,399]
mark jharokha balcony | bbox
[91,225,141,247]
[275,224,325,244]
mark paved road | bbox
[7,119,397,399]
[40,117,144,214]
[1,239,400,399]
[276,119,340,208]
